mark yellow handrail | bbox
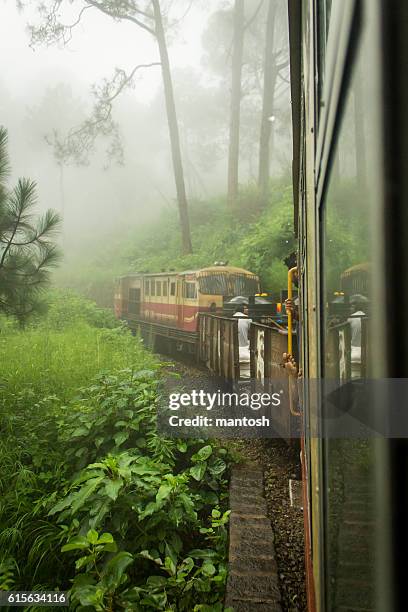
[287,266,297,354]
[287,266,301,417]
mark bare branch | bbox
[28,2,93,47]
[46,62,161,167]
[168,0,194,30]
[276,59,290,72]
[86,0,156,36]
[277,71,290,85]
[243,0,264,31]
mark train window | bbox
[198,273,259,296]
[319,15,379,610]
[144,280,149,295]
[170,282,176,296]
[163,281,168,297]
[183,282,197,299]
[150,280,155,297]
[156,281,162,297]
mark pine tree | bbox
[0,127,61,322]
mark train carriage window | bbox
[144,280,149,295]
[156,281,162,297]
[198,274,259,296]
[183,282,197,299]
[150,280,155,297]
[163,281,168,297]
[170,282,176,296]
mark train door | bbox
[128,280,141,318]
[176,277,184,328]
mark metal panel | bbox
[198,314,239,382]
[325,322,351,380]
[250,322,300,438]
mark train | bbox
[114,264,278,353]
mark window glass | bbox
[317,0,333,109]
[163,281,168,297]
[183,282,197,299]
[320,19,378,610]
[198,273,259,296]
[156,281,162,297]
[144,280,149,295]
[170,282,176,296]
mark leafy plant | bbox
[0,296,233,610]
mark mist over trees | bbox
[3,0,292,300]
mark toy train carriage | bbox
[114,265,260,333]
[340,262,370,296]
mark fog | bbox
[0,0,292,278]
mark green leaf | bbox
[201,562,216,576]
[156,483,172,503]
[114,431,129,447]
[71,477,104,514]
[101,551,133,590]
[188,549,218,559]
[87,529,99,545]
[178,557,194,576]
[97,533,114,545]
[71,426,89,438]
[77,585,105,608]
[104,478,123,501]
[48,491,77,516]
[75,555,93,570]
[190,463,206,481]
[138,550,163,566]
[208,458,227,476]
[196,445,213,461]
[164,555,176,576]
[61,535,89,553]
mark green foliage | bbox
[123,180,295,293]
[38,289,119,330]
[0,294,232,610]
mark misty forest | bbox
[0,1,297,610]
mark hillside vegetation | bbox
[59,182,296,307]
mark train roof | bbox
[117,265,259,279]
[341,262,370,278]
[195,265,259,277]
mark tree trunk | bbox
[227,0,245,209]
[258,0,278,201]
[152,0,192,254]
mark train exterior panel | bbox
[288,0,408,610]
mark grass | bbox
[0,323,151,403]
